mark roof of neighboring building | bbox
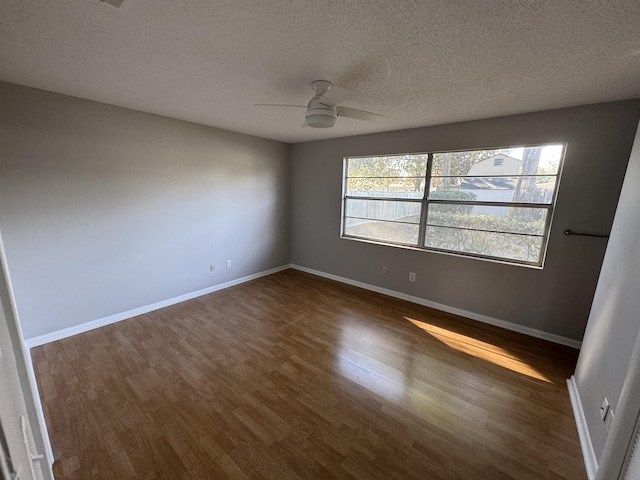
[460,177,517,190]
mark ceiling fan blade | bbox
[254,104,306,108]
[337,106,383,121]
[317,84,349,107]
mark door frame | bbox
[596,327,640,479]
[0,231,54,478]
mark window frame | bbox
[341,143,566,268]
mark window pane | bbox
[432,144,563,178]
[429,176,556,204]
[432,149,518,178]
[345,219,419,245]
[346,177,424,198]
[345,199,421,223]
[347,155,428,178]
[425,225,543,263]
[426,204,548,235]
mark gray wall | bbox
[291,102,640,342]
[0,82,291,340]
[574,121,640,459]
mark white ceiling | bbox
[1,1,639,144]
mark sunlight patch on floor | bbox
[336,323,408,401]
[404,317,553,383]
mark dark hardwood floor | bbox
[31,269,586,479]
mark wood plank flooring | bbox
[31,269,586,479]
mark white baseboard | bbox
[24,264,292,348]
[567,376,598,480]
[290,264,582,349]
[26,262,582,351]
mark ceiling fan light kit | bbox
[305,108,337,128]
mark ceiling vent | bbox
[100,0,125,8]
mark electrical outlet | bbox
[382,266,388,274]
[226,259,232,268]
[600,397,610,421]
[605,409,615,432]
[210,264,216,272]
[409,272,416,282]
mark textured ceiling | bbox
[1,1,639,143]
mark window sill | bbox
[340,234,545,270]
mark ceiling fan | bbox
[255,80,383,128]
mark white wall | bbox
[291,101,640,342]
[0,82,291,340]
[574,120,640,460]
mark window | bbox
[342,144,565,267]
